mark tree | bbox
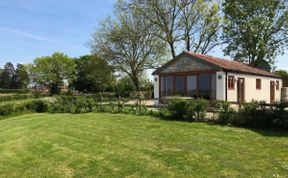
[72,55,116,93]
[10,64,29,89]
[223,0,288,65]
[275,70,288,77]
[115,76,136,97]
[0,62,15,89]
[178,0,222,54]
[89,1,167,93]
[32,52,76,95]
[131,0,180,58]
[131,0,222,57]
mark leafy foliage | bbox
[131,0,222,57]
[0,99,48,117]
[223,0,288,65]
[72,55,116,93]
[89,0,167,92]
[31,52,76,95]
[166,98,208,121]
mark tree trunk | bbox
[131,75,143,113]
[50,83,60,96]
[169,41,176,58]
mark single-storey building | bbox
[153,51,282,104]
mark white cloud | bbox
[0,27,81,49]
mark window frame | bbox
[256,78,261,90]
[228,76,235,90]
[276,81,279,90]
[159,71,216,100]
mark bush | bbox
[0,99,48,117]
[0,89,28,94]
[166,98,188,120]
[47,96,98,113]
[185,99,208,121]
[216,101,236,124]
[25,100,48,112]
[222,101,288,130]
[165,98,208,121]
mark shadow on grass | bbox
[249,128,288,137]
[156,116,288,137]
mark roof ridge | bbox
[184,51,280,78]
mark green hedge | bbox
[0,99,48,117]
[0,89,28,93]
[1,96,287,130]
[215,101,288,130]
[166,98,209,121]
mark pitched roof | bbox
[153,51,281,78]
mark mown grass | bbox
[0,113,287,177]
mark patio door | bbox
[237,78,245,103]
[270,81,275,103]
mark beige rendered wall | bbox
[153,75,160,105]
[226,72,282,103]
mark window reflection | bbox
[187,76,197,98]
[160,73,216,100]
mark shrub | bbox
[216,101,236,124]
[47,96,98,113]
[0,99,48,117]
[166,98,188,120]
[25,100,48,112]
[0,89,28,94]
[165,98,208,121]
[185,99,208,121]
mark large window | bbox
[159,73,216,100]
[165,76,174,96]
[160,77,165,97]
[199,74,211,99]
[175,76,185,96]
[187,76,197,98]
[210,74,216,100]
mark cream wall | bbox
[154,71,282,104]
[216,71,226,101]
[225,72,282,103]
[153,75,160,105]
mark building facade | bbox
[153,52,282,104]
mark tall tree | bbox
[131,0,222,57]
[0,62,15,89]
[89,1,167,93]
[0,68,3,89]
[223,0,288,65]
[275,69,288,77]
[72,55,116,93]
[178,0,222,53]
[32,52,76,95]
[13,64,29,89]
[132,0,180,58]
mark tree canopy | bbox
[131,0,222,57]
[223,0,288,65]
[72,55,116,93]
[32,52,76,95]
[89,0,167,92]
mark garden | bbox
[1,112,288,177]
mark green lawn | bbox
[0,113,287,177]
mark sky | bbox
[0,0,287,78]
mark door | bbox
[270,81,275,103]
[237,78,245,103]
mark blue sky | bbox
[0,0,287,74]
[0,0,115,66]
